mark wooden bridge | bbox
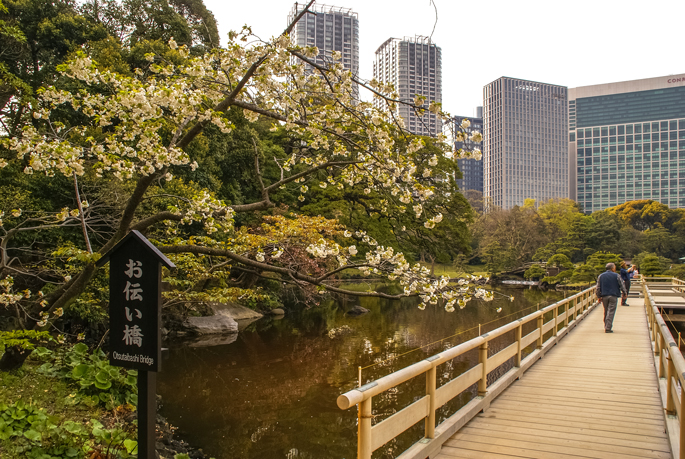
[338,277,685,459]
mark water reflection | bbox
[158,287,568,459]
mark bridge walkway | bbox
[435,299,671,459]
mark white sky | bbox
[203,0,684,117]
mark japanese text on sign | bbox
[123,259,144,348]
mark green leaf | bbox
[33,347,52,357]
[63,421,85,435]
[124,439,138,454]
[95,369,111,384]
[72,343,88,355]
[82,395,99,407]
[72,364,91,378]
[174,454,191,459]
[65,447,79,457]
[23,429,41,442]
[94,379,112,390]
[0,425,13,440]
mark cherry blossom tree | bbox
[1,0,490,328]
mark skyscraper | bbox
[288,3,359,79]
[569,74,685,212]
[373,36,442,137]
[483,77,568,209]
[454,107,483,193]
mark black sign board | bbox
[97,230,175,371]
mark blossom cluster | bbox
[168,190,235,234]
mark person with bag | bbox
[596,263,628,333]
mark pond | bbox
[158,286,569,459]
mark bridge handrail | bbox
[644,279,685,458]
[338,286,597,459]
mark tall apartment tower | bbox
[373,36,442,137]
[569,74,685,213]
[288,3,359,78]
[454,107,484,193]
[483,77,568,209]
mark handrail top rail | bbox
[645,284,685,388]
[337,285,596,410]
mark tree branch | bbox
[159,245,412,300]
[175,0,317,151]
[130,211,182,232]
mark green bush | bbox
[36,343,138,410]
[524,265,546,280]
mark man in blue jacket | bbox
[596,263,628,333]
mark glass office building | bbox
[569,74,685,212]
[454,108,483,193]
[483,77,568,209]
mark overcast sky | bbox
[203,0,684,117]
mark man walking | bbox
[596,263,627,333]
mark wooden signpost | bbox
[97,230,175,459]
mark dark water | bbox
[157,286,568,459]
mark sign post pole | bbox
[137,371,157,459]
[97,230,175,459]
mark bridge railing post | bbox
[573,297,578,322]
[536,313,543,349]
[425,366,436,439]
[553,303,558,337]
[359,397,372,459]
[564,299,570,329]
[478,341,488,396]
[666,353,676,415]
[659,334,666,379]
[515,323,522,366]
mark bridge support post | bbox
[478,342,488,396]
[536,314,544,349]
[425,366,436,438]
[359,397,372,459]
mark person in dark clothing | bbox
[619,261,635,306]
[596,263,627,333]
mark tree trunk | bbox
[429,255,436,277]
[0,346,32,372]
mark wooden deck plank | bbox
[435,299,672,459]
[458,420,671,451]
[449,431,671,459]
